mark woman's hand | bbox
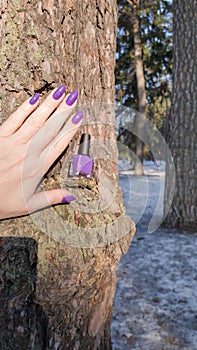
[0,85,83,220]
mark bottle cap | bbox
[78,133,91,155]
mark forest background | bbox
[116,0,172,164]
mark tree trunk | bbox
[0,1,135,349]
[132,0,146,176]
[165,0,197,231]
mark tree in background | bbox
[0,1,135,349]
[133,0,146,175]
[116,0,172,166]
[165,0,197,231]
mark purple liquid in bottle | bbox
[69,133,94,178]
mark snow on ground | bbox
[111,161,197,350]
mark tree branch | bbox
[118,8,133,18]
[126,0,137,8]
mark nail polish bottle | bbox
[69,133,94,178]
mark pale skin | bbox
[0,85,83,220]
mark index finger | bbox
[0,94,40,137]
[15,85,66,142]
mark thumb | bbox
[27,189,76,213]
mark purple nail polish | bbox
[71,111,83,125]
[66,90,78,106]
[29,93,40,105]
[62,195,76,203]
[53,85,66,100]
[69,133,94,178]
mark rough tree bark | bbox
[0,1,135,349]
[165,0,197,231]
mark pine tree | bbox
[0,1,135,348]
[165,0,197,231]
[116,0,172,161]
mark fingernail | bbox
[53,85,66,100]
[62,195,76,203]
[72,111,83,124]
[29,93,40,105]
[66,90,78,106]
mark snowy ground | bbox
[111,161,197,350]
